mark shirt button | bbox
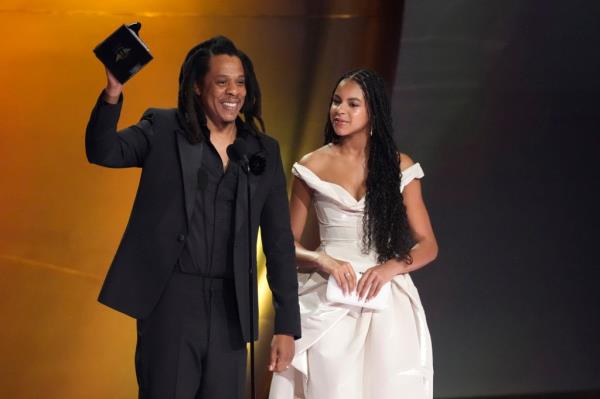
[177,234,185,242]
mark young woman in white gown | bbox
[269,69,439,399]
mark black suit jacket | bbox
[85,93,300,341]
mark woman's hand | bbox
[356,263,397,301]
[315,252,357,295]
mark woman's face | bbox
[330,79,370,138]
[195,54,246,128]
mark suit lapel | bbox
[234,171,261,233]
[233,132,264,235]
[234,171,248,235]
[176,129,204,225]
[249,173,258,205]
[246,135,264,209]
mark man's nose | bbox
[226,81,238,95]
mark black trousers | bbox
[135,270,247,399]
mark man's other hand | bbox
[268,334,294,372]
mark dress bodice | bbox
[292,162,424,269]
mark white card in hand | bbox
[326,272,391,310]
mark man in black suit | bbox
[86,36,300,399]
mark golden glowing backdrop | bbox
[0,1,402,397]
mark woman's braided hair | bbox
[324,69,413,264]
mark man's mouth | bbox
[221,100,240,110]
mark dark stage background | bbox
[391,1,600,397]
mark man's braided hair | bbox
[177,36,264,143]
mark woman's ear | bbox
[193,82,201,96]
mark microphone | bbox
[226,138,250,173]
[228,136,256,399]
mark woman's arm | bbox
[290,174,357,293]
[388,177,439,273]
[289,176,319,270]
[357,155,438,300]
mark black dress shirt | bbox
[178,130,255,278]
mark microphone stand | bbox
[240,156,256,399]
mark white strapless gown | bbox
[269,162,433,399]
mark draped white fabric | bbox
[269,163,433,399]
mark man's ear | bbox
[193,82,201,96]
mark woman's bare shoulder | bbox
[399,152,416,171]
[297,144,334,172]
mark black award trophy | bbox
[93,22,153,84]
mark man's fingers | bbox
[268,346,278,371]
[273,361,288,372]
[276,355,292,372]
[272,352,293,373]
